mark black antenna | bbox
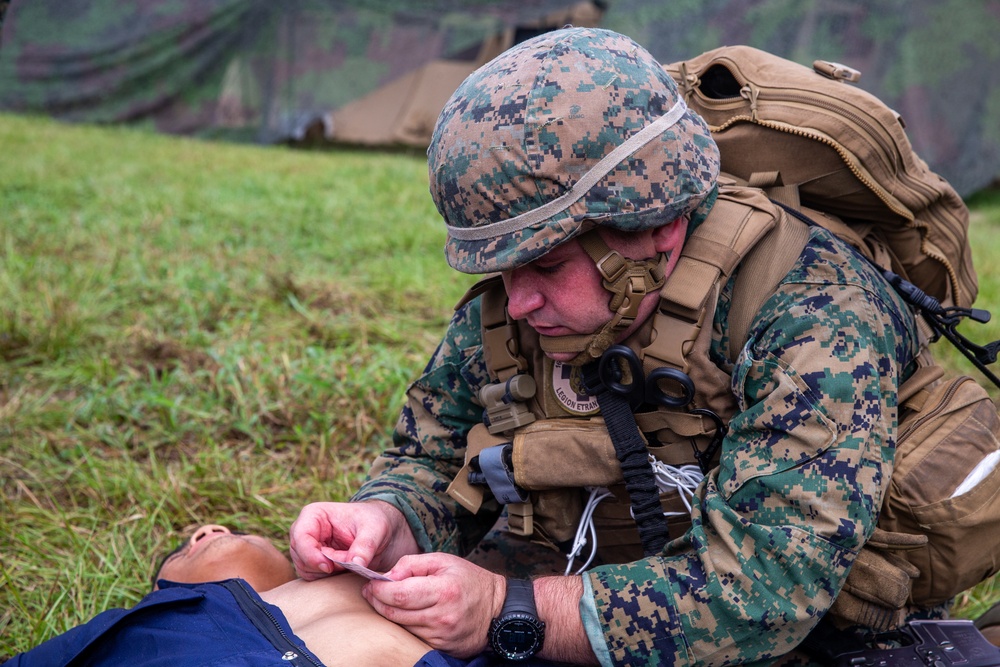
[883,271,1000,389]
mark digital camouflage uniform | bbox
[353,28,921,666]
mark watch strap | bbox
[501,578,537,617]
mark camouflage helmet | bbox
[428,27,720,274]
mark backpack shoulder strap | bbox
[643,185,783,372]
[728,211,811,362]
[456,274,527,382]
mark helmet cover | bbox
[428,27,720,274]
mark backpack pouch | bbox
[879,374,1000,606]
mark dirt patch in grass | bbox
[0,327,32,362]
[126,330,219,377]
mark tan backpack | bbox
[666,44,977,311]
[665,46,1000,629]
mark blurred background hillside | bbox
[1,0,998,197]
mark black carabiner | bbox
[645,367,695,408]
[598,345,646,408]
[689,407,728,474]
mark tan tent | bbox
[318,1,604,147]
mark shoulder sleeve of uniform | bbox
[585,230,918,666]
[454,273,503,312]
[354,294,497,554]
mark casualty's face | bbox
[155,524,296,592]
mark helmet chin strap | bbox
[539,230,667,366]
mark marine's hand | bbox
[362,552,505,658]
[289,500,419,581]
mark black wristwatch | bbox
[488,578,546,661]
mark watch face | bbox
[492,615,544,660]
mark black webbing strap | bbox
[582,361,670,557]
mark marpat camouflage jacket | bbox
[354,226,919,666]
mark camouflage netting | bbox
[0,0,998,196]
[0,0,594,143]
[602,0,1000,197]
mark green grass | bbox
[2,112,1000,659]
[0,112,475,657]
[943,184,1000,620]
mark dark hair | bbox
[149,529,249,591]
[150,541,185,591]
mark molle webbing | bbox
[642,186,781,373]
[480,277,527,382]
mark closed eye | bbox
[533,262,565,275]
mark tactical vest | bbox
[446,181,1000,632]
[447,184,805,564]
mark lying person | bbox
[7,524,566,667]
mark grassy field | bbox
[0,112,477,658]
[2,112,1000,660]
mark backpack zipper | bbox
[746,84,898,172]
[711,110,963,303]
[700,56,899,174]
[711,109,911,221]
[691,62,964,302]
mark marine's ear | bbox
[652,217,688,254]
